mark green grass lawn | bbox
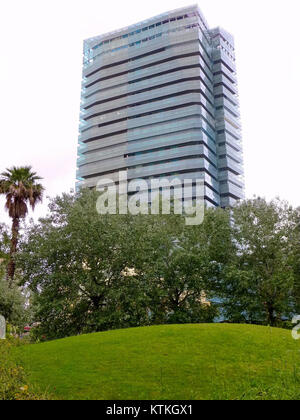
[15,324,300,400]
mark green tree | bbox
[0,223,10,278]
[0,166,44,285]
[220,198,299,326]
[134,207,231,324]
[19,191,230,338]
[292,207,300,314]
[19,190,150,338]
[19,189,299,337]
[0,276,29,329]
[0,224,29,330]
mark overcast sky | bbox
[0,0,299,224]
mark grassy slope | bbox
[16,324,300,400]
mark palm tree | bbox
[0,166,44,286]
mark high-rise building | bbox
[77,4,244,207]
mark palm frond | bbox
[0,166,44,218]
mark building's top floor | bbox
[84,4,209,50]
[82,5,235,69]
[210,27,235,49]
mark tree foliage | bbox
[0,276,29,328]
[0,223,10,277]
[18,191,300,339]
[19,190,220,338]
[218,198,299,326]
[134,207,231,324]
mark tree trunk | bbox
[265,302,276,327]
[7,217,20,287]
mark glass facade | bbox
[77,5,244,207]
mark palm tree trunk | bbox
[7,217,20,287]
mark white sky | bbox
[0,0,299,224]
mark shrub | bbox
[0,276,30,329]
[0,338,50,400]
